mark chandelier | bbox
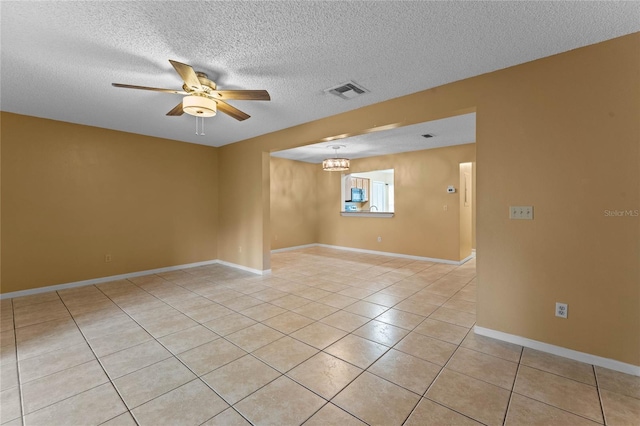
[323,145,350,171]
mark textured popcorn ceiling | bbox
[272,113,476,163]
[1,1,638,149]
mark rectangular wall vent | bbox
[324,81,369,100]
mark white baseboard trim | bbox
[216,260,270,276]
[0,259,270,299]
[459,253,475,265]
[474,326,640,376]
[316,244,472,265]
[270,244,317,253]
[271,243,476,265]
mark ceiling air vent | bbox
[422,133,435,138]
[324,81,369,100]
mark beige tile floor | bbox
[0,247,638,425]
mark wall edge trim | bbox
[270,244,318,253]
[474,326,640,376]
[216,260,271,276]
[0,259,269,299]
[316,244,474,265]
[271,243,475,265]
[459,253,475,264]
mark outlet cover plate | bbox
[555,302,568,319]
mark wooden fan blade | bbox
[112,83,187,95]
[212,90,271,101]
[216,100,250,121]
[166,102,184,116]
[169,60,202,91]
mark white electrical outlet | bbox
[377,236,382,243]
[510,206,534,220]
[555,302,568,319]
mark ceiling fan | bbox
[112,60,270,121]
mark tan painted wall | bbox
[316,144,476,261]
[1,113,219,293]
[216,142,266,270]
[218,33,639,365]
[475,35,639,366]
[270,157,318,250]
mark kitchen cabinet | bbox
[344,175,369,201]
[344,177,352,201]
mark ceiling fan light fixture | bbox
[323,145,350,171]
[183,95,217,117]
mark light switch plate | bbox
[510,206,533,220]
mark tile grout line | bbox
[11,291,75,424]
[137,274,327,423]
[9,298,27,426]
[295,358,371,425]
[510,357,609,424]
[293,255,477,425]
[92,278,221,420]
[501,344,525,425]
[298,401,359,426]
[593,365,608,425]
[320,251,471,424]
[95,274,262,425]
[404,325,483,425]
[14,301,130,422]
[94,278,245,422]
[423,344,520,394]
[215,265,429,425]
[384,262,480,411]
[518,363,606,388]
[193,339,323,425]
[57,287,140,426]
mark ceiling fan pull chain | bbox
[194,117,205,136]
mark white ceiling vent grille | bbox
[324,81,369,100]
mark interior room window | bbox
[342,169,394,212]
